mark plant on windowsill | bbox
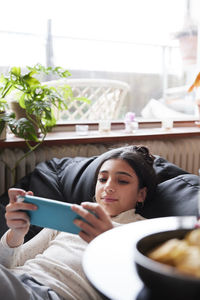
[0,63,89,181]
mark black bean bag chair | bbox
[0,151,198,241]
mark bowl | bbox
[134,229,200,300]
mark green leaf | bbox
[0,111,15,134]
[23,74,40,86]
[11,67,21,77]
[0,98,7,104]
[18,93,26,108]
[0,98,8,111]
[62,85,73,99]
[8,118,38,142]
[62,70,71,77]
[43,111,56,128]
[27,70,37,77]
[2,112,15,122]
[0,74,6,83]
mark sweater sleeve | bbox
[0,228,58,268]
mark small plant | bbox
[0,64,89,181]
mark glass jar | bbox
[124,112,138,133]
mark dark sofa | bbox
[0,149,199,241]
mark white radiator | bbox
[0,137,200,196]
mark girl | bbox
[0,145,156,300]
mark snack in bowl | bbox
[148,228,200,278]
[135,227,200,300]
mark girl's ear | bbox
[137,187,147,203]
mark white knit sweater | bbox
[0,209,144,300]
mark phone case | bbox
[19,195,82,234]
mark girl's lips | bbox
[102,197,117,203]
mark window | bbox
[0,0,199,122]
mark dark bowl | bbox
[134,229,200,300]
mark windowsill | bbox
[0,120,200,148]
[55,119,199,130]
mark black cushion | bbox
[137,174,199,218]
[153,155,189,184]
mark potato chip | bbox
[185,228,200,247]
[148,229,200,278]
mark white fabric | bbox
[141,98,194,119]
[0,209,144,300]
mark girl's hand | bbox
[5,188,37,247]
[71,202,113,243]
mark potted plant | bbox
[0,63,89,179]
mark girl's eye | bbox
[118,180,129,184]
[98,178,107,183]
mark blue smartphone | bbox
[17,195,82,234]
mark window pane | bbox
[0,33,45,66]
[0,0,199,121]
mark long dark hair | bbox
[94,145,157,203]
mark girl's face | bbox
[95,159,147,217]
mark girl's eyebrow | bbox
[99,170,133,177]
[99,170,108,175]
[117,171,132,177]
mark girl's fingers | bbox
[72,202,112,227]
[74,218,97,236]
[78,231,93,244]
[6,210,30,222]
[6,202,37,212]
[8,188,26,203]
[8,189,34,204]
[6,210,31,231]
[72,202,113,243]
[5,199,37,232]
[81,202,110,222]
[6,189,34,244]
[26,191,34,196]
[71,203,99,226]
[7,218,30,229]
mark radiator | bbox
[0,137,200,196]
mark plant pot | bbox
[0,112,7,141]
[10,101,39,135]
[10,101,28,120]
[0,126,6,140]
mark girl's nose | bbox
[106,187,115,193]
[105,181,115,193]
